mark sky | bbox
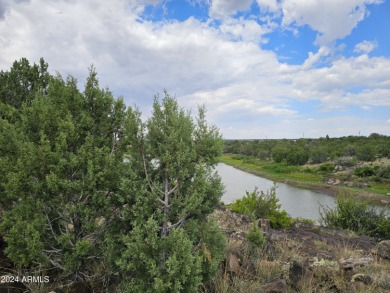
[0,0,389,139]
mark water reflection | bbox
[215,163,337,222]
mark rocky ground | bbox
[1,206,390,292]
[209,205,390,293]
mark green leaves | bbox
[0,61,129,286]
[1,59,225,291]
[114,91,226,291]
[230,184,292,228]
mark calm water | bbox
[215,163,336,222]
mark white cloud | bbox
[354,40,378,54]
[209,0,253,19]
[256,0,280,13]
[219,18,272,43]
[0,0,388,138]
[288,53,390,109]
[281,0,383,45]
[302,46,330,69]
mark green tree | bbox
[0,67,129,288]
[271,145,289,163]
[286,146,309,165]
[113,92,226,292]
[0,57,50,112]
[310,146,329,163]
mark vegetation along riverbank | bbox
[220,137,390,205]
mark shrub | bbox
[246,222,265,248]
[335,156,356,167]
[286,147,309,165]
[310,147,329,163]
[319,163,334,173]
[354,166,376,177]
[320,195,390,240]
[230,184,292,229]
[376,165,390,179]
[356,145,376,161]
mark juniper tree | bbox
[0,65,129,289]
[113,92,226,293]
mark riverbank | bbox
[207,205,390,292]
[219,155,390,206]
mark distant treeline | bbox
[224,134,390,165]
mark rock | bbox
[346,281,367,292]
[289,261,306,286]
[351,273,373,285]
[258,218,271,234]
[226,253,240,274]
[261,279,288,293]
[376,240,390,259]
[333,179,341,185]
[339,256,373,270]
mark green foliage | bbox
[117,218,203,293]
[0,57,50,111]
[354,166,376,177]
[376,166,390,179]
[112,92,226,291]
[224,135,390,164]
[356,145,376,161]
[285,147,309,165]
[271,146,289,163]
[262,163,300,174]
[230,184,292,228]
[0,65,128,285]
[319,163,334,173]
[1,60,226,290]
[320,195,390,240]
[246,222,265,248]
[1,199,46,267]
[310,147,329,163]
[185,219,226,283]
[335,156,357,167]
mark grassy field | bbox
[219,155,390,205]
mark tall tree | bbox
[0,67,129,290]
[114,92,226,292]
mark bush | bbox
[319,163,334,173]
[376,165,390,179]
[310,147,329,163]
[354,166,376,177]
[335,156,356,167]
[230,184,292,229]
[245,222,265,259]
[320,195,390,240]
[286,147,309,165]
[356,145,376,161]
[246,222,265,248]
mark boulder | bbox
[351,273,373,285]
[376,240,390,259]
[258,218,271,234]
[339,256,373,270]
[289,261,306,286]
[226,253,240,274]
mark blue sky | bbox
[0,0,389,138]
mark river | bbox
[215,163,336,223]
